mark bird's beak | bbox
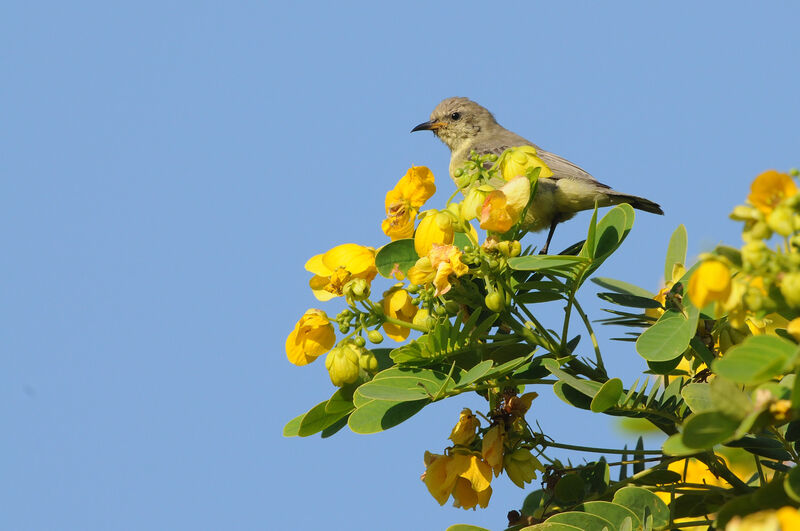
[411,120,446,133]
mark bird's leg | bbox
[539,218,560,255]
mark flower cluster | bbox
[422,393,543,510]
[286,149,550,387]
[685,170,800,358]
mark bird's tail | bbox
[609,193,664,215]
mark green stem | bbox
[541,440,664,455]
[560,288,576,354]
[509,307,558,352]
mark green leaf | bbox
[590,378,623,412]
[646,355,683,375]
[682,411,739,449]
[347,398,427,434]
[519,523,582,531]
[282,413,304,437]
[635,305,698,362]
[596,292,662,309]
[452,232,472,250]
[508,254,589,277]
[662,433,699,456]
[373,366,454,395]
[590,204,632,260]
[664,224,688,282]
[320,415,349,438]
[355,381,432,402]
[375,238,418,278]
[633,469,682,485]
[445,526,490,531]
[545,512,612,530]
[710,377,751,421]
[521,489,547,517]
[670,492,726,518]
[712,335,796,385]
[298,400,352,437]
[554,473,586,504]
[784,465,800,502]
[457,360,494,388]
[794,369,800,409]
[516,291,565,303]
[725,436,792,460]
[553,381,593,410]
[579,501,640,529]
[612,486,670,529]
[681,383,714,413]
[325,389,355,415]
[591,277,654,298]
[579,204,598,258]
[543,358,602,398]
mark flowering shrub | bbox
[284,152,800,530]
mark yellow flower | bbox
[497,145,554,181]
[777,507,800,529]
[415,211,455,257]
[381,166,437,240]
[285,309,336,366]
[769,399,792,421]
[381,286,418,341]
[746,313,789,336]
[481,424,505,476]
[748,170,797,214]
[408,244,469,296]
[687,260,732,309]
[422,452,459,505]
[646,263,685,319]
[422,453,492,509]
[449,408,480,446]
[305,244,377,301]
[787,317,800,342]
[479,176,531,233]
[503,448,544,488]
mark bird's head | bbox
[411,97,497,151]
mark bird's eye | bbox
[450,112,461,121]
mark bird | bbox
[411,97,663,254]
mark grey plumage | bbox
[412,97,663,253]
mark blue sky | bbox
[3,2,799,530]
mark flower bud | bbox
[367,329,384,344]
[741,241,769,270]
[781,272,800,308]
[448,408,480,446]
[325,344,361,386]
[455,174,471,189]
[352,335,366,347]
[743,286,764,312]
[485,290,506,312]
[413,308,433,331]
[444,300,461,314]
[743,221,772,241]
[729,205,761,221]
[460,186,494,221]
[343,278,370,302]
[358,348,379,372]
[503,449,543,488]
[767,206,795,236]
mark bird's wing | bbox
[537,149,608,187]
[474,136,608,188]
